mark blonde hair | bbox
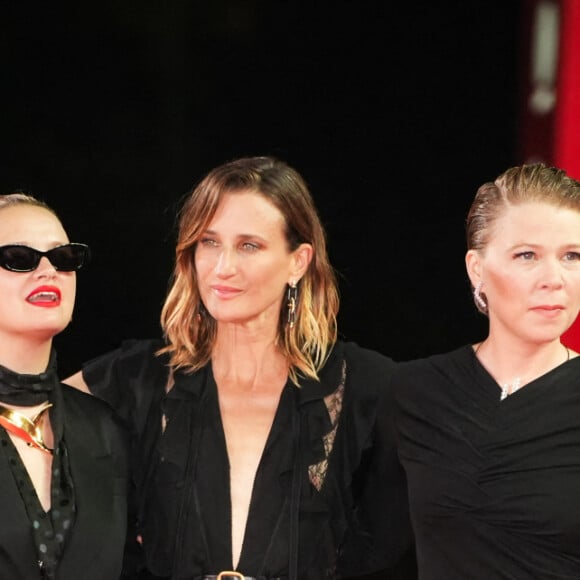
[0,192,54,214]
[159,156,339,384]
[466,163,580,313]
[467,163,580,252]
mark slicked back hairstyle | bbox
[467,163,580,252]
[0,192,55,214]
[466,163,580,313]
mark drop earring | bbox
[286,281,298,328]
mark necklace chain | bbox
[500,377,522,401]
[474,342,571,401]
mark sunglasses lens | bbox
[0,244,90,272]
[0,246,39,272]
[47,244,89,271]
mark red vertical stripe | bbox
[553,0,580,178]
[555,0,580,349]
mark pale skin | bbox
[466,201,580,393]
[66,190,313,569]
[0,205,77,511]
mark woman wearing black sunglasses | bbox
[0,193,129,579]
[66,157,415,580]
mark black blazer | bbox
[0,384,129,580]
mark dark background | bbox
[1,2,522,578]
[1,1,522,377]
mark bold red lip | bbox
[26,285,62,307]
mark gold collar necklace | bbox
[0,401,53,454]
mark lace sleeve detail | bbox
[308,360,346,491]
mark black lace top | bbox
[82,339,415,579]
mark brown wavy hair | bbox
[159,156,339,383]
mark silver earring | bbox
[286,281,298,328]
[473,281,488,313]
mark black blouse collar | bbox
[169,341,345,406]
[295,341,345,405]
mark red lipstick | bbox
[26,285,62,307]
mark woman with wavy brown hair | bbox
[67,156,413,580]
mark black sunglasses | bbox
[0,243,90,272]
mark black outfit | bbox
[0,354,129,580]
[82,339,414,580]
[394,345,580,579]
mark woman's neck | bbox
[474,335,570,388]
[0,336,53,375]
[212,328,287,389]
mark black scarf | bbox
[0,350,77,578]
[0,350,58,406]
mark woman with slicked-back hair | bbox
[0,193,128,579]
[394,164,580,579]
